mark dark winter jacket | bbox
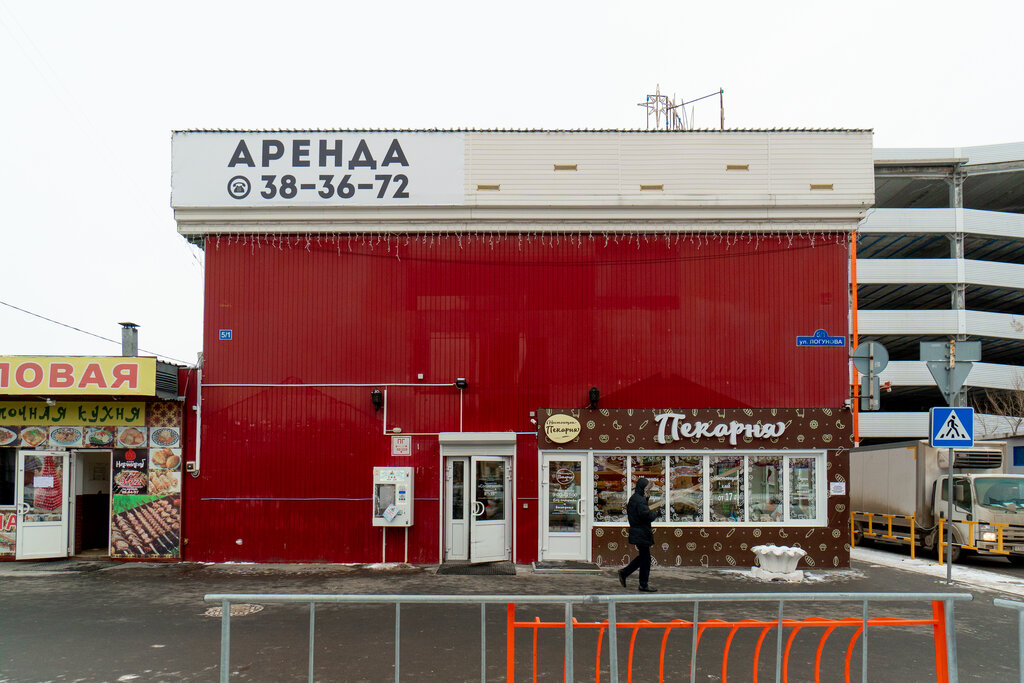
[626,478,658,546]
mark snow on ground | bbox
[852,546,1024,599]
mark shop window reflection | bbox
[709,456,744,522]
[451,460,464,520]
[547,461,581,532]
[0,449,15,506]
[475,461,504,521]
[749,457,783,522]
[589,452,825,527]
[630,455,665,521]
[593,455,627,523]
[790,457,816,520]
[23,454,63,523]
[669,456,703,522]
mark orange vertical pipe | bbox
[932,601,950,683]
[851,231,860,446]
[507,603,516,683]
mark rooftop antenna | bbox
[638,84,672,129]
[640,86,726,130]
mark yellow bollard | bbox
[994,523,1010,555]
[962,521,978,550]
[937,518,944,566]
[911,516,916,560]
[884,514,895,539]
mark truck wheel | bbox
[947,541,962,563]
[927,530,962,562]
[853,523,872,547]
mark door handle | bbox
[16,502,30,516]
[473,501,485,517]
[576,500,584,516]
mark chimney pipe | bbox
[119,322,139,356]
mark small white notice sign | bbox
[391,435,412,457]
[829,481,846,496]
[33,476,55,488]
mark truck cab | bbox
[935,474,1024,561]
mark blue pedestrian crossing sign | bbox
[930,407,974,448]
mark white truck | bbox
[851,440,1024,563]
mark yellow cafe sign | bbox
[0,401,146,426]
[0,357,157,396]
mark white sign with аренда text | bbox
[171,132,465,209]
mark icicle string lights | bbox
[199,229,853,257]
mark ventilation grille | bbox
[156,362,179,398]
[954,449,1002,469]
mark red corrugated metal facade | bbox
[184,232,850,563]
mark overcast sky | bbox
[1,0,1021,365]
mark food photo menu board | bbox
[111,447,182,559]
[0,425,181,450]
[0,509,15,556]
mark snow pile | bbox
[852,547,1024,597]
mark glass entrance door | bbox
[444,455,512,564]
[15,450,70,560]
[444,457,470,561]
[541,454,589,561]
[469,457,510,564]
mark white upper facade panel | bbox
[171,130,874,234]
[875,141,1024,166]
[466,131,874,208]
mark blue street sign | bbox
[930,407,974,448]
[218,329,233,341]
[796,329,846,347]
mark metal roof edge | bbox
[172,127,874,134]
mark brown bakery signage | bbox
[538,408,851,450]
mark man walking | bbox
[618,477,658,592]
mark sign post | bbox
[923,340,980,584]
[852,341,889,411]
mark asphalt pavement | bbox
[0,551,1021,682]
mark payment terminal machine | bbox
[372,466,414,527]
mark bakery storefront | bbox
[0,357,186,561]
[538,408,852,568]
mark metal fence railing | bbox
[204,591,972,683]
[994,598,1024,682]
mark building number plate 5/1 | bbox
[219,330,233,341]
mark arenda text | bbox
[228,138,410,170]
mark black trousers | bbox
[621,543,651,587]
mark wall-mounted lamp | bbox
[371,389,384,412]
[589,387,600,409]
[39,397,56,407]
[455,378,468,390]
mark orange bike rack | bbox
[505,601,952,683]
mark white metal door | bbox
[444,457,470,561]
[470,456,511,564]
[541,454,590,561]
[15,450,70,560]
